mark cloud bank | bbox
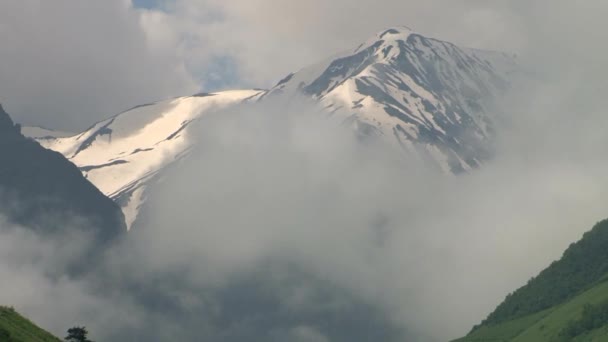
[2,73,608,341]
[129,81,608,341]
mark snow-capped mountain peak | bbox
[356,26,414,53]
[31,28,518,230]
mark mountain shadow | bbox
[0,104,125,244]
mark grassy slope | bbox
[0,307,60,342]
[479,220,608,328]
[454,220,608,342]
[454,277,608,342]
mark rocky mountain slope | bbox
[34,90,263,229]
[265,26,517,173]
[30,27,517,229]
[0,104,125,243]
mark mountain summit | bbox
[267,26,517,173]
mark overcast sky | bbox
[2,0,605,130]
[0,0,534,131]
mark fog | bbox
[2,1,608,341]
[129,88,608,340]
[4,82,607,340]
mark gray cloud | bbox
[0,0,197,131]
[117,2,608,338]
[3,71,608,341]
[3,0,604,133]
[129,85,608,341]
[148,0,526,88]
[143,0,607,92]
[0,218,139,340]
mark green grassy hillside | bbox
[0,307,60,342]
[455,278,608,341]
[455,219,608,342]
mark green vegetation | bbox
[64,327,93,342]
[481,219,608,327]
[455,277,608,341]
[560,300,608,340]
[0,306,60,342]
[455,219,608,342]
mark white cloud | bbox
[125,79,608,341]
[0,219,140,339]
[143,0,526,89]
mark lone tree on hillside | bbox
[65,326,93,342]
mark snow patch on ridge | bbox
[38,90,264,230]
[267,26,517,173]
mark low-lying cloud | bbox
[2,78,608,341]
[130,85,608,341]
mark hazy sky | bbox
[0,0,527,131]
[1,0,604,130]
[3,0,602,130]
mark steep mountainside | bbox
[456,219,608,341]
[0,307,60,342]
[0,104,125,242]
[266,26,517,173]
[34,90,264,229]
